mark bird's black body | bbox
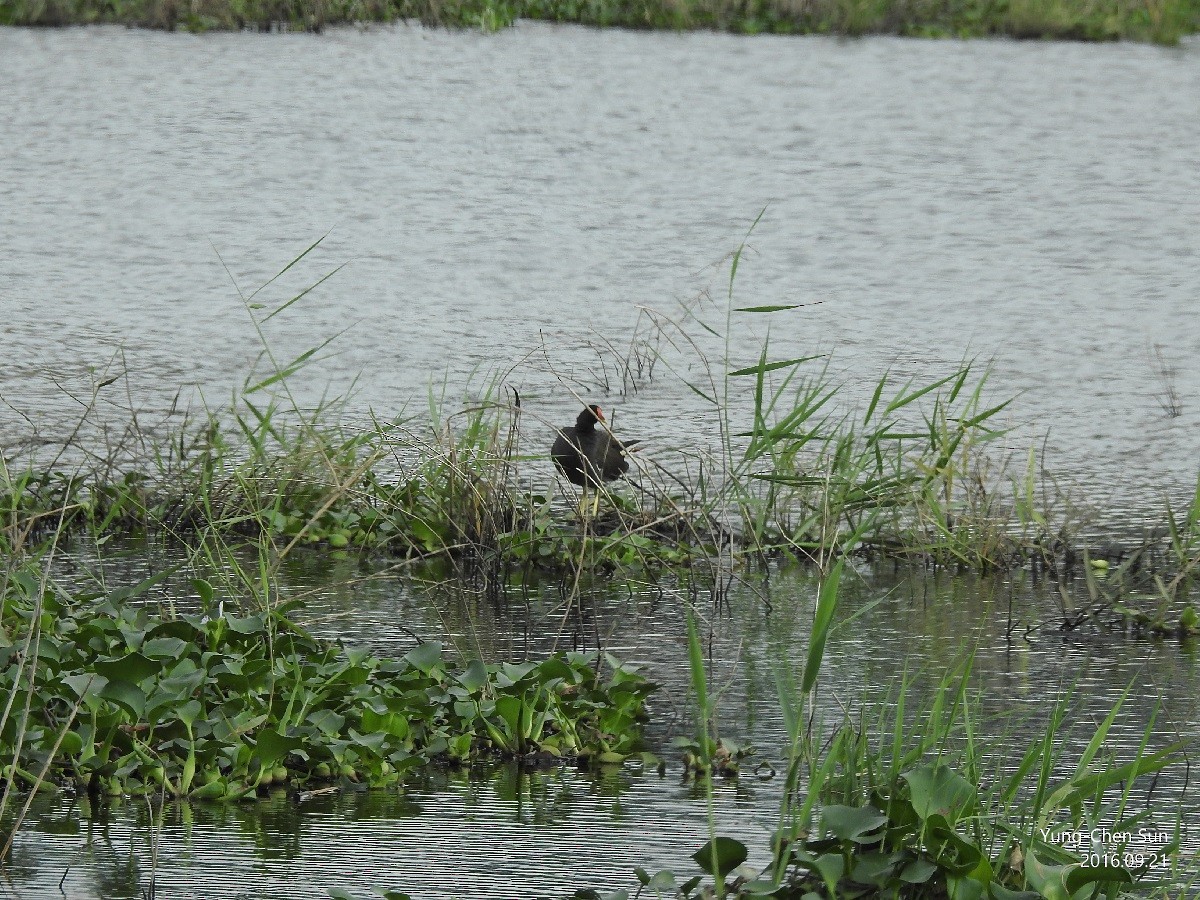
[552,405,638,487]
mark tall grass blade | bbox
[801,558,843,694]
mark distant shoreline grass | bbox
[2,0,1197,43]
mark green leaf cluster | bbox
[1,575,654,802]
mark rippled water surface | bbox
[8,546,1200,899]
[2,25,1199,519]
[3,23,1200,900]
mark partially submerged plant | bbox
[562,514,1187,900]
[0,559,654,822]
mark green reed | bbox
[645,215,1067,577]
[2,230,1197,605]
[613,656,1185,897]
[584,535,1187,899]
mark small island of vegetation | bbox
[3,233,1197,897]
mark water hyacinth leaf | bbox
[192,578,214,605]
[946,875,986,900]
[93,652,162,685]
[255,727,304,766]
[899,857,937,883]
[144,688,182,722]
[214,656,246,678]
[452,700,476,721]
[403,641,443,674]
[389,754,421,776]
[379,715,408,744]
[56,730,85,757]
[160,666,206,697]
[987,887,1042,900]
[146,618,204,643]
[61,673,106,701]
[538,655,579,683]
[350,729,389,755]
[307,709,345,737]
[141,636,190,659]
[225,614,267,634]
[99,679,147,718]
[346,647,372,667]
[447,732,472,760]
[331,663,371,687]
[636,869,678,892]
[11,569,40,598]
[924,819,984,876]
[176,699,204,729]
[792,850,844,885]
[495,695,522,734]
[457,659,488,693]
[1065,863,1133,892]
[821,804,887,842]
[850,851,901,884]
[903,763,978,823]
[189,779,228,800]
[691,837,748,878]
[36,641,63,666]
[232,712,270,735]
[497,661,538,685]
[739,880,781,896]
[520,697,540,739]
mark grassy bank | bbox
[1,0,1197,43]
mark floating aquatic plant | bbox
[0,566,654,815]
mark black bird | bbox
[551,405,638,488]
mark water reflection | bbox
[15,764,770,900]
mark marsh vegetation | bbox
[2,239,1197,897]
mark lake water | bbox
[2,24,1199,521]
[2,22,1200,900]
